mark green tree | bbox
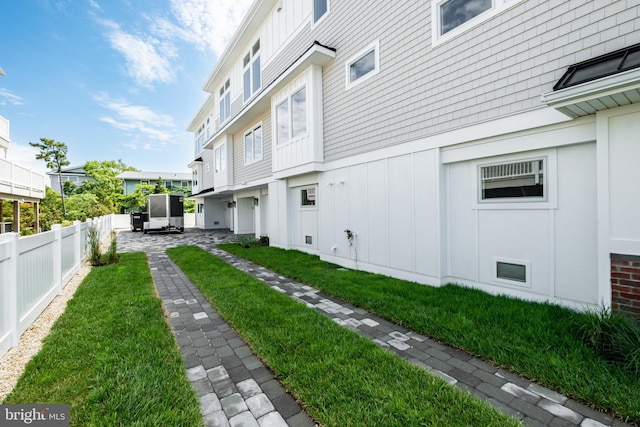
[39,187,65,231]
[29,138,70,216]
[77,160,136,213]
[122,182,156,213]
[66,193,108,221]
[153,177,168,194]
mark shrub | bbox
[88,226,119,266]
[575,307,640,374]
[88,225,102,266]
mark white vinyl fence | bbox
[0,214,116,358]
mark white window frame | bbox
[431,0,525,46]
[244,123,263,165]
[219,79,231,124]
[243,39,261,103]
[345,40,380,90]
[313,0,329,25]
[276,85,307,145]
[493,257,531,287]
[301,185,317,208]
[473,151,557,210]
[215,143,226,173]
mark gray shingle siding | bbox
[233,110,272,184]
[308,0,640,162]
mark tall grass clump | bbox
[575,307,640,375]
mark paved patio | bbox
[117,228,631,427]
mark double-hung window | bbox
[276,87,307,144]
[244,124,263,164]
[214,144,226,173]
[345,40,380,89]
[219,79,230,124]
[243,40,261,102]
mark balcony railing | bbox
[0,116,9,146]
[0,158,46,200]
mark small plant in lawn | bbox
[237,235,259,248]
[87,225,119,266]
[87,225,102,266]
[575,306,640,374]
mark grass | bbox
[168,246,519,427]
[3,252,203,427]
[218,244,640,425]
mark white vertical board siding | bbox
[388,156,414,273]
[332,168,350,255]
[413,150,440,277]
[348,164,369,263]
[445,142,599,305]
[554,143,597,303]
[366,160,389,267]
[477,209,551,296]
[608,111,640,245]
[445,162,477,282]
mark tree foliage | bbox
[75,160,136,213]
[29,138,70,216]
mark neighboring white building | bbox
[187,0,640,315]
[0,115,46,233]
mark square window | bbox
[301,186,316,206]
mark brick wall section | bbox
[610,253,640,318]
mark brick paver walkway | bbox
[117,228,632,427]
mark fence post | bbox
[73,220,81,281]
[52,224,62,295]
[1,233,19,349]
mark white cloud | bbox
[94,93,177,143]
[4,143,49,176]
[0,89,24,106]
[106,24,177,87]
[98,1,251,87]
[155,0,252,55]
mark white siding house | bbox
[188,0,640,315]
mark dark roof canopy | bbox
[554,43,640,90]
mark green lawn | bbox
[3,252,202,427]
[168,246,520,427]
[218,244,640,425]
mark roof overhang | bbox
[542,67,640,118]
[542,43,640,118]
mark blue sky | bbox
[0,0,252,176]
